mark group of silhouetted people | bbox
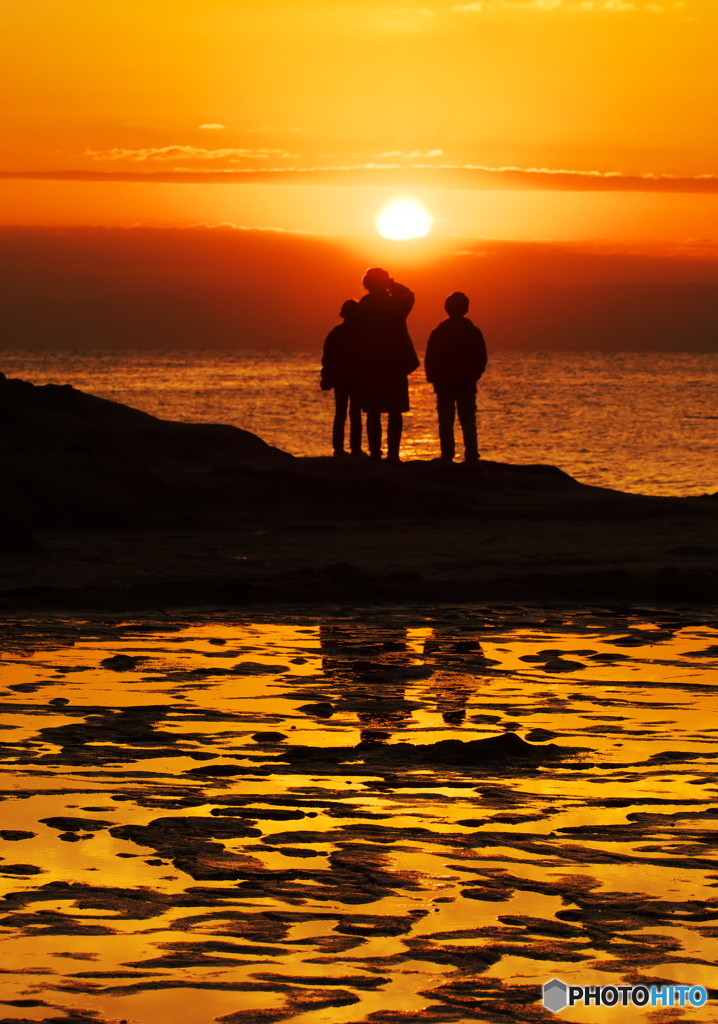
[320,267,487,463]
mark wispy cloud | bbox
[452,0,685,10]
[198,123,225,130]
[375,149,444,158]
[85,146,293,162]
[186,222,326,236]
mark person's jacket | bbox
[356,283,419,382]
[321,320,360,390]
[425,316,488,392]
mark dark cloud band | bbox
[2,165,718,193]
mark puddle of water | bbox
[0,609,716,1023]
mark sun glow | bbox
[376,198,433,239]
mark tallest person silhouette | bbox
[355,267,419,463]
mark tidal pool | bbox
[0,608,716,1024]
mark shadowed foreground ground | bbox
[0,373,716,611]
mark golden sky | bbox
[2,0,717,240]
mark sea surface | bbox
[0,609,716,1024]
[1,350,717,497]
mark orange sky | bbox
[2,0,717,242]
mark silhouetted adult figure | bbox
[356,267,419,463]
[320,298,364,457]
[425,291,488,463]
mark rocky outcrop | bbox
[0,375,716,609]
[0,373,291,527]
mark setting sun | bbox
[376,198,433,240]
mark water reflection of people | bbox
[355,268,419,464]
[422,626,484,725]
[320,299,364,458]
[314,622,484,738]
[318,621,414,736]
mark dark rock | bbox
[0,864,43,875]
[275,847,322,858]
[526,728,560,742]
[461,888,513,902]
[283,731,574,767]
[231,661,288,674]
[100,654,145,671]
[442,710,465,725]
[540,658,585,672]
[297,702,335,718]
[684,645,718,657]
[185,764,246,777]
[39,706,176,753]
[0,831,36,841]
[210,807,305,821]
[0,374,290,528]
[360,730,391,743]
[39,816,113,832]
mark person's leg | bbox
[348,391,363,454]
[386,411,403,462]
[332,388,349,454]
[456,392,479,461]
[366,411,382,460]
[436,392,456,461]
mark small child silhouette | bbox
[320,298,363,457]
[424,292,488,463]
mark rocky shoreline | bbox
[1,373,716,611]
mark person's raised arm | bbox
[388,280,415,316]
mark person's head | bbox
[340,298,359,320]
[363,267,392,293]
[445,291,470,317]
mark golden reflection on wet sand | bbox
[0,610,716,1024]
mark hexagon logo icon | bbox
[543,979,568,1013]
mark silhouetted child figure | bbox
[320,299,363,457]
[425,292,488,463]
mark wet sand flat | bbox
[0,606,716,1024]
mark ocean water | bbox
[1,349,717,496]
